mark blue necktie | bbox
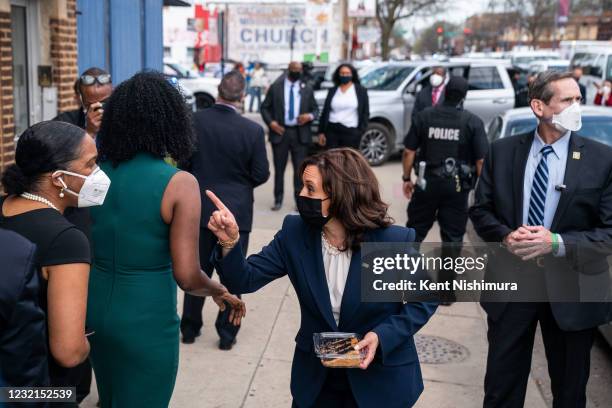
[527,145,555,226]
[288,83,295,122]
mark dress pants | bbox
[407,177,469,302]
[292,369,358,408]
[180,229,249,344]
[324,122,362,150]
[484,302,595,408]
[272,127,308,205]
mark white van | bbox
[569,45,612,104]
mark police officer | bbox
[402,76,488,303]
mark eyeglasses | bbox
[80,74,111,86]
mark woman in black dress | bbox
[0,121,107,403]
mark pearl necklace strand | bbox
[20,192,60,212]
[322,231,343,255]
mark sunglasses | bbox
[80,74,111,86]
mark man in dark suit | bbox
[411,66,447,121]
[180,71,270,349]
[572,66,587,104]
[470,70,612,408]
[261,61,318,211]
[0,228,49,387]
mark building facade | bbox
[0,0,78,176]
[0,0,168,177]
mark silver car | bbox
[487,106,612,145]
[315,60,515,166]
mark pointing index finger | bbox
[206,190,228,211]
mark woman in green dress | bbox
[87,72,246,407]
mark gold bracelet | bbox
[219,235,240,248]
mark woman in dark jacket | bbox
[206,148,437,408]
[318,64,369,150]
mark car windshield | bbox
[514,55,559,65]
[505,115,612,146]
[166,62,192,78]
[360,66,414,91]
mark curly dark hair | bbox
[97,71,195,166]
[332,63,361,87]
[299,148,393,251]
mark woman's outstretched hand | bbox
[206,190,239,243]
[213,289,246,326]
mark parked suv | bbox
[163,59,220,110]
[314,59,515,166]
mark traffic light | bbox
[463,27,472,35]
[436,26,444,35]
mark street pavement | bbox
[81,112,611,407]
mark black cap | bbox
[444,76,469,102]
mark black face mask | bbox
[297,196,330,228]
[339,75,352,85]
[288,70,302,82]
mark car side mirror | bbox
[406,82,419,94]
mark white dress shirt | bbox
[284,78,301,126]
[329,85,359,129]
[321,233,351,325]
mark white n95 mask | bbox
[551,102,582,133]
[53,167,111,207]
[430,74,444,88]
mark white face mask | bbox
[430,74,444,88]
[53,167,111,208]
[551,102,582,133]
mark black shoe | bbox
[271,202,282,211]
[219,339,237,350]
[181,330,201,344]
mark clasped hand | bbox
[504,225,553,260]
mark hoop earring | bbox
[59,189,65,199]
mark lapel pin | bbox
[572,151,580,160]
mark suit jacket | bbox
[185,104,270,232]
[0,229,49,387]
[318,84,370,135]
[469,131,612,330]
[260,75,319,145]
[411,84,445,121]
[213,215,438,408]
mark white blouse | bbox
[321,233,352,325]
[329,84,359,129]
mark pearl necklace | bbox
[322,231,344,255]
[20,192,60,212]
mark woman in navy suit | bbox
[207,148,437,408]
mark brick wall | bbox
[0,10,14,176]
[50,0,78,113]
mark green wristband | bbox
[551,233,559,254]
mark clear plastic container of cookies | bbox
[313,332,365,368]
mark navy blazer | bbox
[214,215,437,407]
[0,228,49,387]
[184,104,270,232]
[470,132,612,330]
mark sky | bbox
[400,0,491,39]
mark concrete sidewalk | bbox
[80,130,549,407]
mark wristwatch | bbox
[402,175,411,182]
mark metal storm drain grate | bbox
[415,334,470,364]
